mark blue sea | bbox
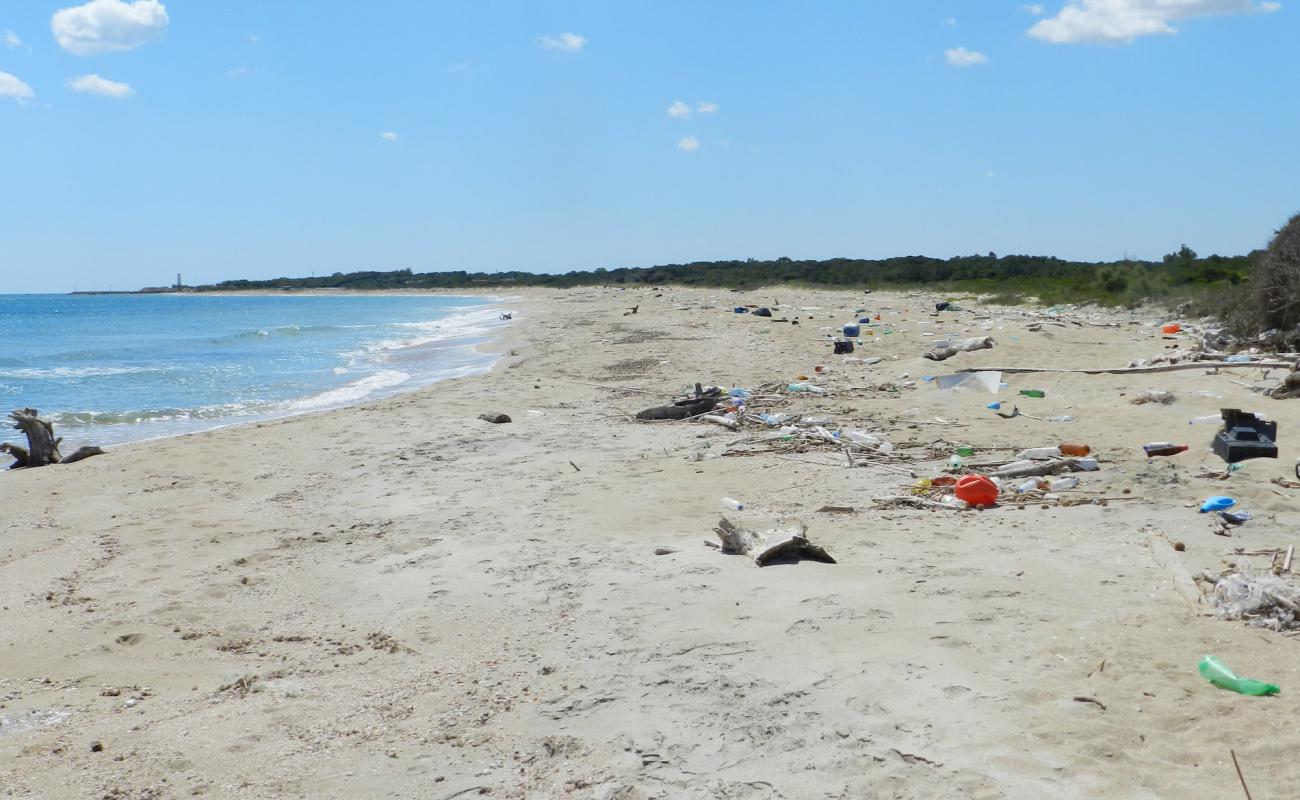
[0,293,512,450]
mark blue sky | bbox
[1,0,1295,293]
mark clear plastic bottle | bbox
[1050,476,1079,490]
[843,430,882,446]
[940,496,970,509]
[1188,415,1222,425]
[947,454,963,470]
[1017,447,1061,459]
[721,497,745,511]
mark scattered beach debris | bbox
[477,412,512,424]
[1131,389,1177,405]
[1198,655,1279,696]
[924,336,995,361]
[1269,360,1300,398]
[934,371,1001,394]
[2,408,104,469]
[636,384,720,420]
[712,518,836,567]
[1212,409,1278,463]
[1206,564,1300,630]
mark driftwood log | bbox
[2,408,104,469]
[1269,362,1300,399]
[959,361,1294,376]
[713,518,836,567]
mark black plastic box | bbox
[1212,408,1278,463]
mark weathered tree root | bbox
[3,408,105,469]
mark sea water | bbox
[0,293,511,449]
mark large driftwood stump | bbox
[2,408,104,469]
[713,518,836,567]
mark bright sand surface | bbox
[3,286,1299,799]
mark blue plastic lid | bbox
[1200,496,1237,513]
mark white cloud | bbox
[677,135,699,152]
[1020,3,1046,14]
[52,0,168,56]
[1029,0,1280,44]
[67,73,133,97]
[3,29,24,49]
[448,61,470,72]
[941,16,958,26]
[945,46,988,66]
[248,33,259,44]
[0,71,34,102]
[379,131,399,142]
[536,32,585,52]
[227,66,248,77]
[986,169,997,177]
[667,100,690,119]
[696,101,718,113]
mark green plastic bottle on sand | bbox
[1198,655,1279,696]
[1018,389,1046,399]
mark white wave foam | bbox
[0,365,168,380]
[286,369,411,411]
[351,308,514,360]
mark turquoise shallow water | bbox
[0,293,511,449]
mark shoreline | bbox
[4,285,1299,798]
[0,293,526,458]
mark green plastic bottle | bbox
[1018,389,1046,398]
[1198,655,1280,696]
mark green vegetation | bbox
[194,248,1257,310]
[1252,213,1300,336]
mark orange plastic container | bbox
[1059,443,1091,456]
[1161,323,1181,334]
[954,475,999,507]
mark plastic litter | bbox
[1018,389,1046,398]
[843,430,883,446]
[1200,496,1237,513]
[954,475,999,507]
[721,497,745,511]
[1049,476,1079,490]
[787,383,826,394]
[1132,389,1176,405]
[1198,655,1279,696]
[934,371,1002,394]
[1213,566,1300,629]
[1213,409,1278,464]
[1143,442,1188,457]
[1188,414,1222,425]
[1161,323,1182,334]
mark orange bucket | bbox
[1161,323,1181,334]
[954,475,999,507]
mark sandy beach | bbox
[3,286,1299,799]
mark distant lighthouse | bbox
[175,273,182,290]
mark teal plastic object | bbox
[1199,655,1279,696]
[1200,496,1237,513]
